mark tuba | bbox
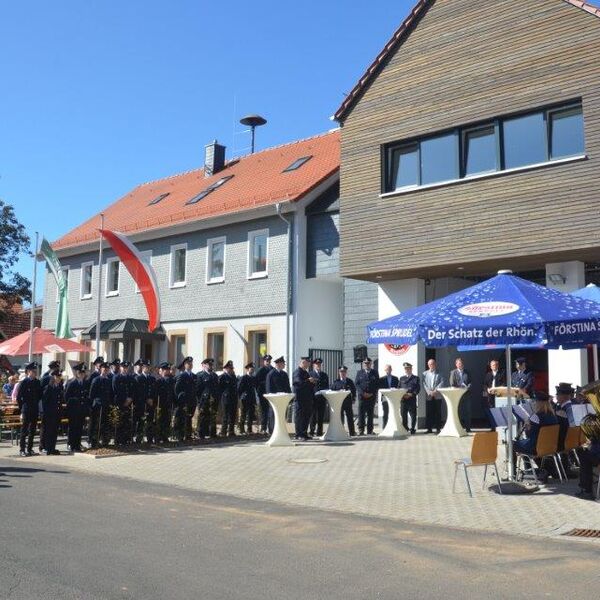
[578,380,600,440]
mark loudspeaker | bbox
[353,345,367,364]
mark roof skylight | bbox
[186,175,234,205]
[283,155,312,172]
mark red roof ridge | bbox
[333,0,600,123]
[138,128,340,189]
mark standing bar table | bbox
[437,387,468,437]
[321,390,350,442]
[378,388,409,439]
[264,393,295,447]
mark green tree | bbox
[0,199,31,320]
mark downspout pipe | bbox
[276,203,292,365]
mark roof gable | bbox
[54,130,340,251]
[333,0,600,123]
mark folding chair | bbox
[453,431,502,497]
[562,425,582,469]
[516,424,562,484]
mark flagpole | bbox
[95,214,104,357]
[28,232,39,362]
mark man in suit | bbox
[136,359,157,444]
[266,357,292,435]
[255,354,274,434]
[422,358,444,434]
[88,356,104,383]
[378,365,399,429]
[511,357,534,400]
[17,362,42,456]
[399,362,421,434]
[156,362,176,443]
[88,361,113,448]
[197,358,220,439]
[64,362,90,452]
[113,361,136,444]
[219,360,238,437]
[309,358,329,437]
[355,357,379,435]
[483,358,505,431]
[449,357,472,432]
[39,369,63,455]
[41,360,60,391]
[238,362,258,434]
[174,356,196,442]
[293,357,316,440]
[331,366,357,436]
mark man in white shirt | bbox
[422,358,443,434]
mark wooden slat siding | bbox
[339,0,600,281]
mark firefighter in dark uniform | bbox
[238,362,258,434]
[64,362,90,452]
[255,354,274,434]
[174,356,195,442]
[293,357,316,441]
[88,356,104,383]
[156,362,175,443]
[219,360,238,436]
[41,360,61,391]
[197,358,219,438]
[40,369,63,455]
[308,358,330,437]
[136,359,157,444]
[88,361,113,448]
[112,361,135,444]
[511,357,535,400]
[399,362,421,434]
[108,358,121,381]
[355,357,379,435]
[331,366,357,436]
[17,362,42,457]
[266,356,292,434]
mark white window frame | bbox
[105,257,120,297]
[56,266,69,303]
[80,261,94,300]
[169,244,187,289]
[247,229,269,280]
[136,250,153,293]
[206,236,226,284]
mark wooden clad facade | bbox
[338,0,600,281]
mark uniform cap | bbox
[100,362,110,369]
[362,357,372,363]
[262,354,273,361]
[50,369,61,377]
[223,360,234,369]
[201,358,214,365]
[556,382,575,394]
[403,362,412,368]
[48,360,60,369]
[24,362,39,371]
[178,356,194,369]
[338,365,348,371]
[274,356,286,364]
[110,358,121,367]
[515,357,527,364]
[533,390,550,402]
[245,362,255,369]
[134,359,143,366]
[73,362,87,373]
[300,356,311,361]
[159,362,171,370]
[140,359,151,367]
[312,358,323,364]
[92,356,104,365]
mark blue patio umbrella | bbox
[367,271,600,480]
[571,284,600,380]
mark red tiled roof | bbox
[333,0,600,123]
[0,305,42,341]
[53,130,340,250]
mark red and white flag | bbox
[100,229,161,332]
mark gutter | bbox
[276,203,293,365]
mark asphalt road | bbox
[0,460,598,600]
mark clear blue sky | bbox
[1,0,414,300]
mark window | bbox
[186,176,234,205]
[463,125,498,176]
[247,328,268,366]
[148,192,169,206]
[135,251,152,293]
[80,261,93,299]
[206,331,225,370]
[389,144,419,189]
[170,334,187,367]
[283,156,312,172]
[106,258,120,296]
[248,229,268,278]
[420,133,458,185]
[206,236,225,283]
[383,100,585,193]
[169,244,187,288]
[56,266,69,302]
[503,112,547,169]
[550,106,584,159]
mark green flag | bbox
[40,237,74,339]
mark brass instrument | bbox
[579,380,600,440]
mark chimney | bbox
[204,140,226,177]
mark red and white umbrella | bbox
[0,327,91,356]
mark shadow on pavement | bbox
[0,465,70,488]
